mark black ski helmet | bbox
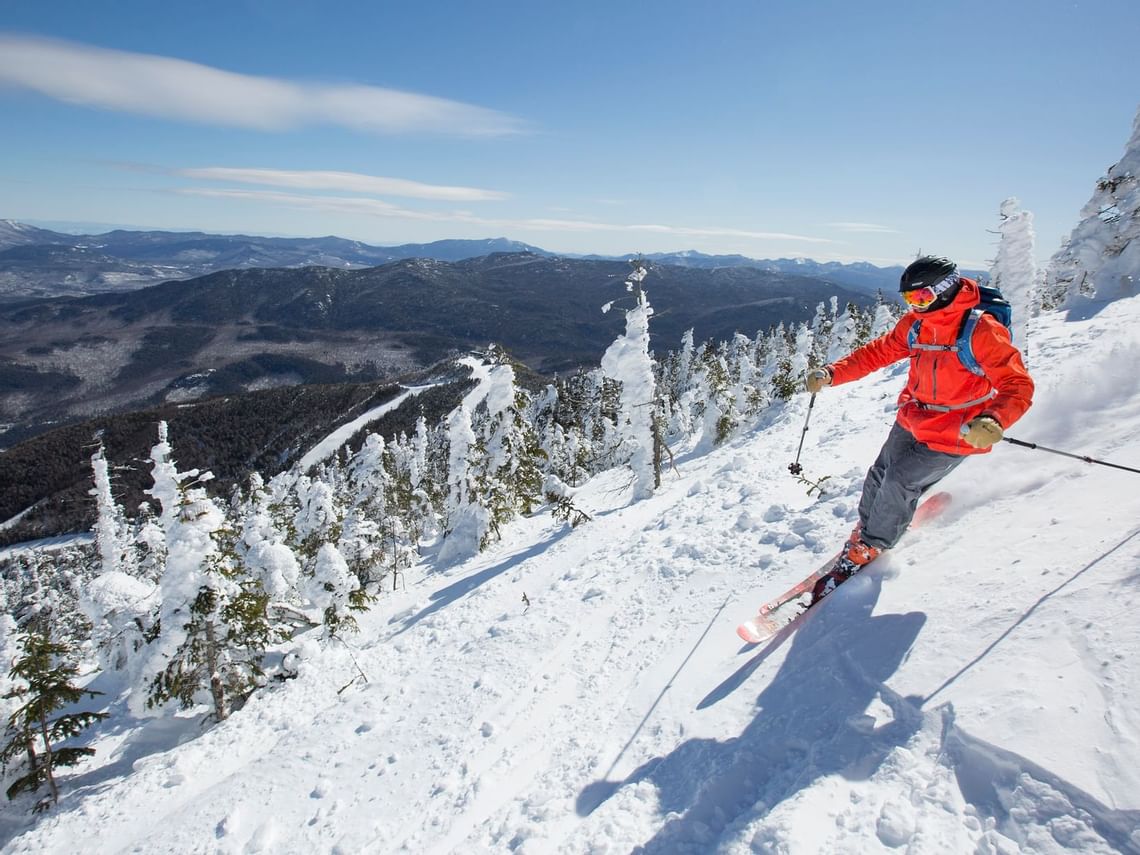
[900,255,961,311]
[900,256,957,291]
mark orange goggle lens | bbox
[902,286,938,308]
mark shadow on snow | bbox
[577,570,927,851]
[578,554,1140,852]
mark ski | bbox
[736,492,952,644]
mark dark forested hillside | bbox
[0,370,482,548]
[0,253,876,449]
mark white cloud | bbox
[174,187,833,243]
[0,34,527,137]
[176,167,508,202]
[827,222,900,234]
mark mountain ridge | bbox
[0,219,911,300]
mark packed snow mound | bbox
[5,298,1140,852]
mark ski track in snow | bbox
[295,385,430,472]
[5,300,1140,853]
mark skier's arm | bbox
[827,315,912,386]
[973,316,1034,428]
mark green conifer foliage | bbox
[1,624,107,811]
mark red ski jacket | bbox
[827,277,1034,455]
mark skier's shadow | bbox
[576,570,927,852]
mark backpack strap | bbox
[907,319,921,350]
[907,310,987,377]
[912,389,997,412]
[907,319,961,354]
[955,309,986,377]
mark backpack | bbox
[906,284,1012,377]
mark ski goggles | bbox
[902,272,960,309]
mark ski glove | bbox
[806,368,832,394]
[961,416,1003,449]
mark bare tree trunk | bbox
[37,710,58,806]
[24,735,37,776]
[204,618,228,722]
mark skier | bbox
[804,255,1034,601]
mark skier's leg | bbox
[856,422,908,536]
[815,424,963,605]
[859,426,965,550]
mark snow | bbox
[0,505,34,532]
[295,386,428,472]
[5,302,1140,851]
[0,533,93,560]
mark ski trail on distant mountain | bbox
[296,384,429,471]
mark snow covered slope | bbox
[5,296,1140,853]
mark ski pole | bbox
[788,392,816,476]
[1003,436,1140,475]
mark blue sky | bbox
[1,1,1137,268]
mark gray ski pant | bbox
[858,422,966,550]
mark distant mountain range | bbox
[0,219,913,300]
[0,220,548,300]
[0,251,875,447]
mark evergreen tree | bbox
[600,260,657,499]
[439,381,487,564]
[989,197,1038,358]
[340,434,389,591]
[826,302,861,363]
[440,351,545,559]
[89,443,136,579]
[135,423,279,722]
[809,298,837,368]
[768,323,801,401]
[306,544,366,636]
[83,443,156,673]
[1,623,107,811]
[237,473,301,604]
[698,342,734,447]
[869,291,899,339]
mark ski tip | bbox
[737,622,761,644]
[736,619,772,645]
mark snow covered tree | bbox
[340,434,389,589]
[135,423,278,722]
[439,383,488,564]
[78,571,156,674]
[89,443,136,579]
[439,351,545,560]
[659,328,699,441]
[767,324,801,401]
[809,298,837,367]
[727,332,764,424]
[237,473,301,605]
[1042,105,1140,309]
[990,197,1038,356]
[292,475,343,559]
[373,449,422,593]
[697,341,735,447]
[869,291,899,339]
[600,260,657,499]
[827,302,861,363]
[289,474,373,629]
[1,622,107,811]
[305,543,364,636]
[83,443,156,672]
